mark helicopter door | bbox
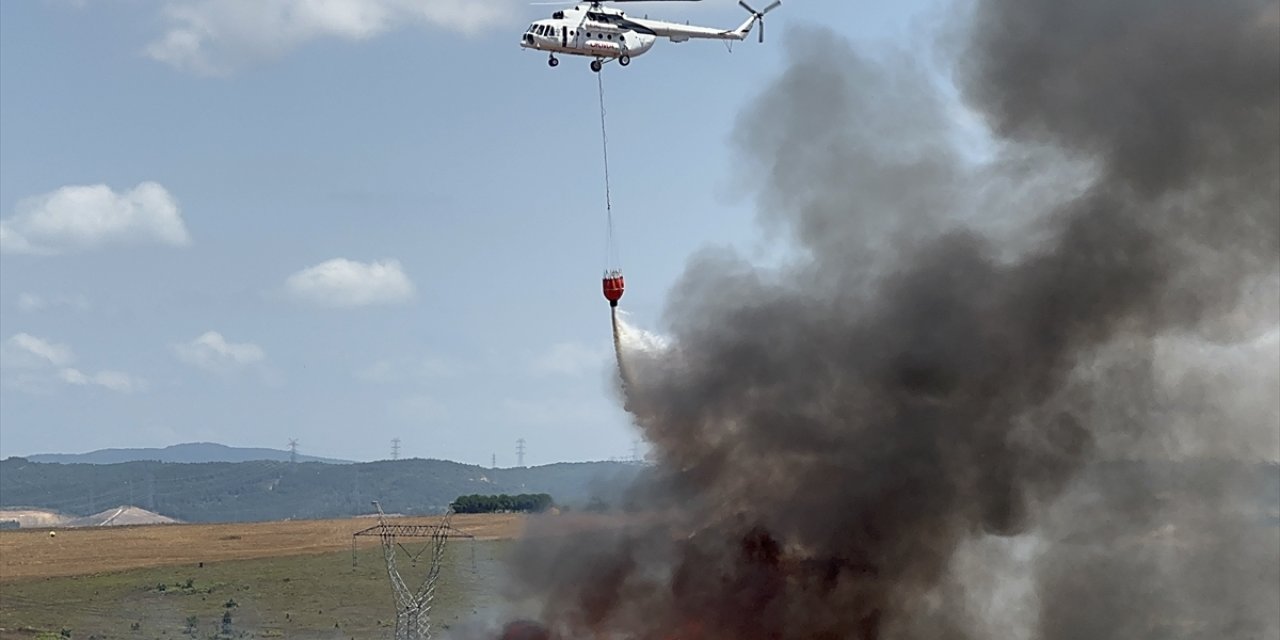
[561,26,568,48]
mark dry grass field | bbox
[0,513,526,582]
[0,512,636,638]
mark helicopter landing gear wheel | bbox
[618,55,630,67]
[590,59,602,72]
[548,55,559,67]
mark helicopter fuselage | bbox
[520,17,658,62]
[521,1,778,71]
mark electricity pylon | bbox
[355,501,474,640]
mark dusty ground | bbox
[0,513,527,581]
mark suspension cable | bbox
[597,69,618,271]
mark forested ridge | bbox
[3,457,1273,526]
[0,457,645,523]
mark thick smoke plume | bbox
[480,1,1280,638]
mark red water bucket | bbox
[603,271,625,307]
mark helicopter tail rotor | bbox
[738,0,780,43]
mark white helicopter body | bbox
[521,0,781,71]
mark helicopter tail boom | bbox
[731,0,781,43]
[728,14,758,40]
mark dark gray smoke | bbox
[476,1,1280,638]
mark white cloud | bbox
[0,182,190,255]
[145,0,522,75]
[58,368,145,393]
[285,258,415,308]
[173,331,266,373]
[16,292,91,313]
[3,333,75,368]
[1,333,144,394]
[532,341,611,376]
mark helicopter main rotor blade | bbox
[531,0,702,5]
[737,0,780,16]
[737,0,779,43]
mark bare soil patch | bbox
[0,509,71,528]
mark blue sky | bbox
[0,0,947,465]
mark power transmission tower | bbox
[516,438,526,468]
[491,453,496,469]
[352,502,475,640]
[392,438,401,461]
[288,439,299,464]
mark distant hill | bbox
[0,457,1272,528]
[25,442,353,465]
[0,457,648,524]
[66,505,181,527]
[0,505,180,528]
[0,507,72,528]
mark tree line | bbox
[450,493,554,514]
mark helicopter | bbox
[520,0,782,72]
